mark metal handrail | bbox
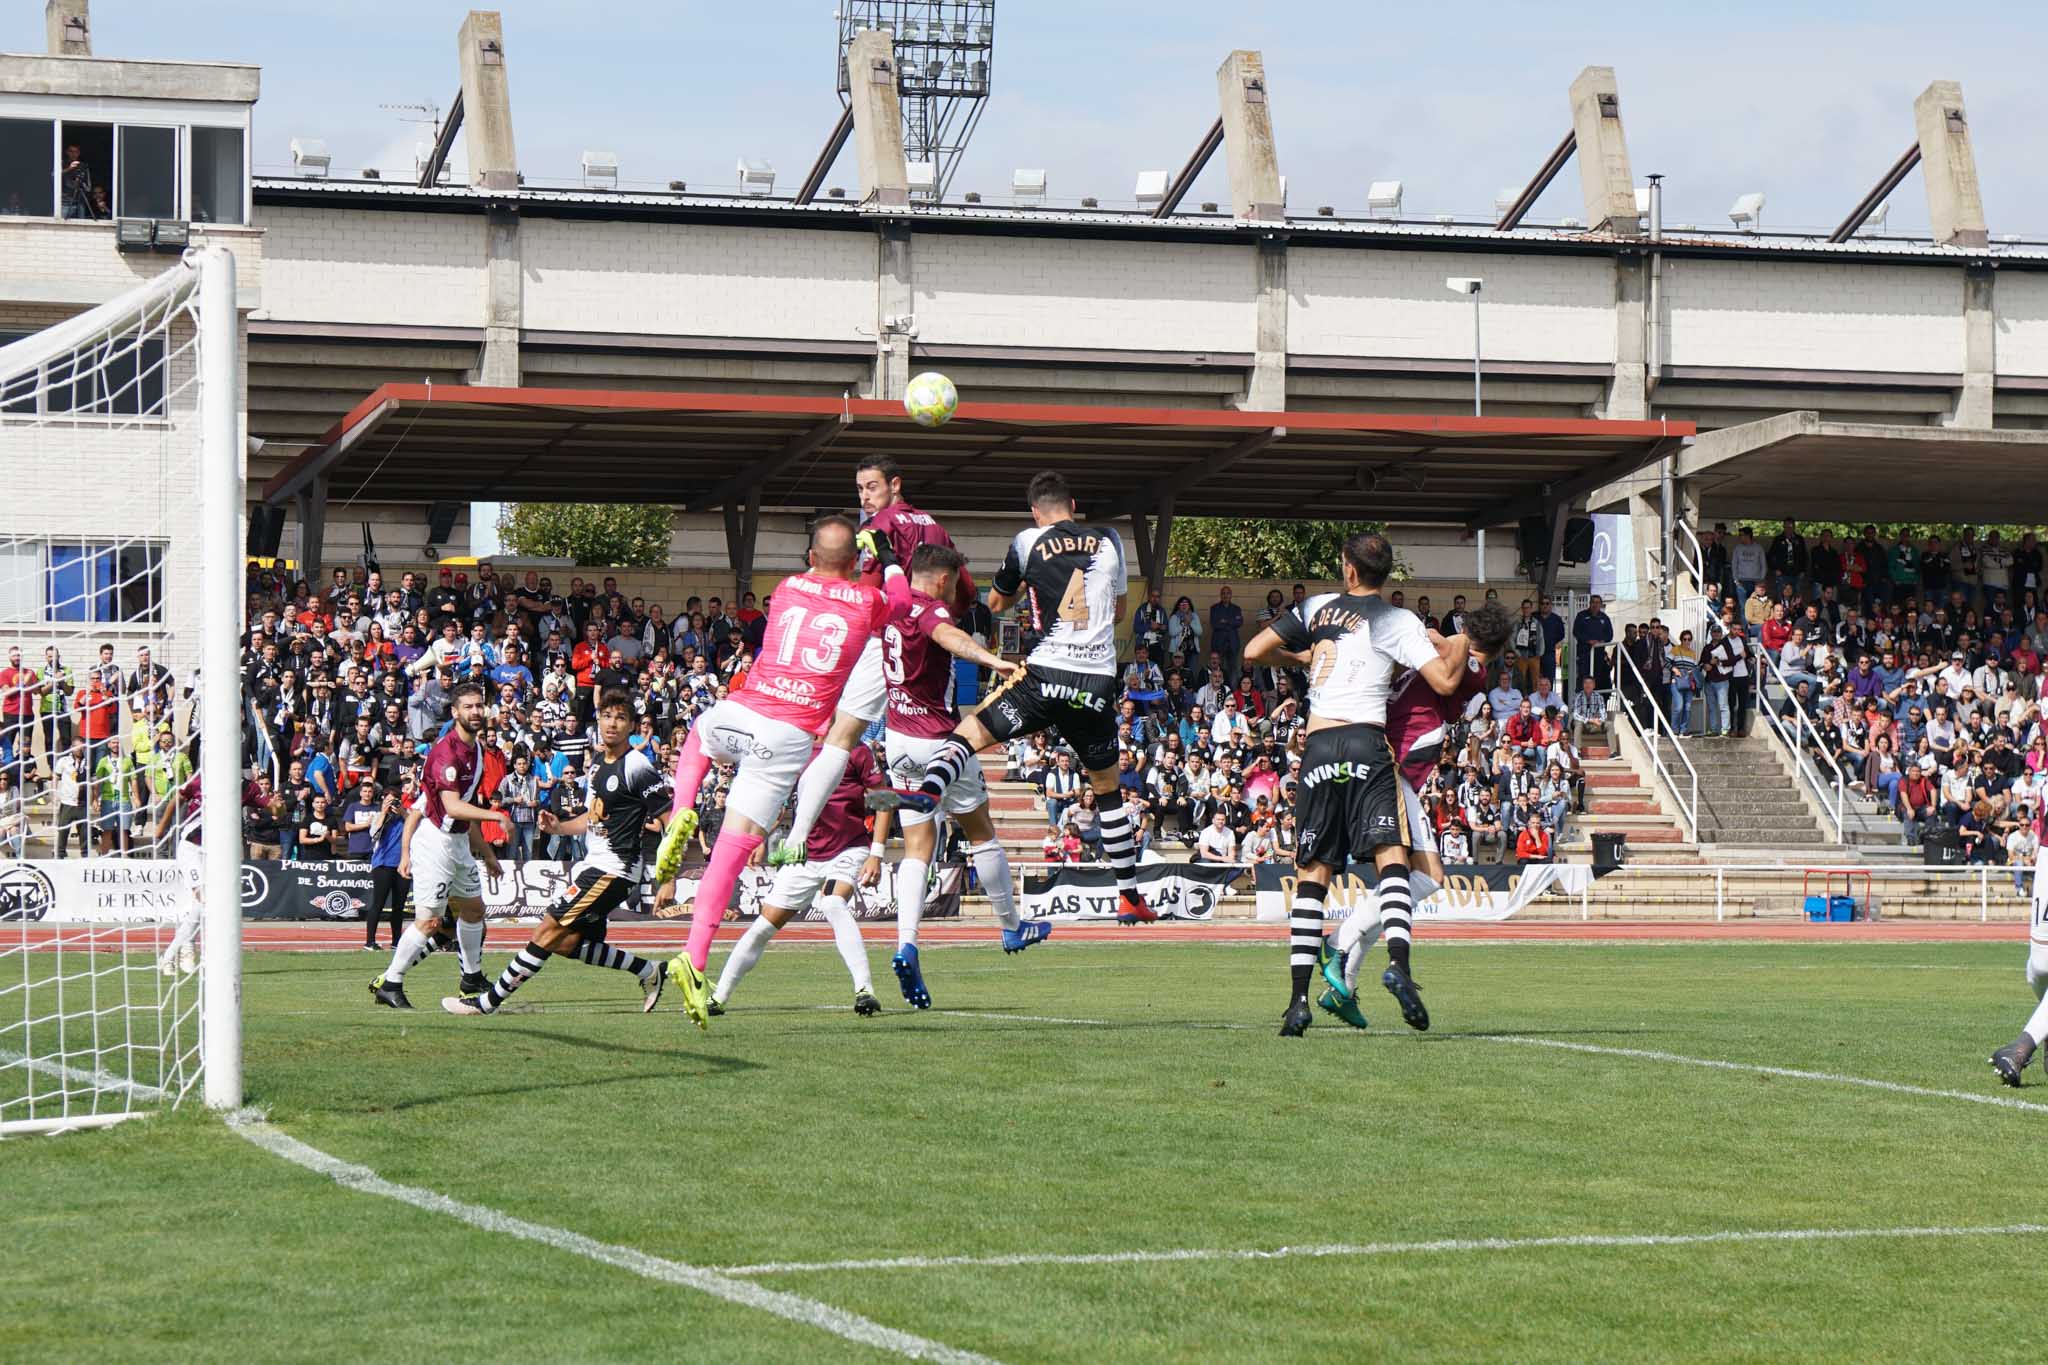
[1611,641,1699,843]
[1674,525,1849,844]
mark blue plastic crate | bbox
[1804,895,1828,922]
[1829,895,1858,923]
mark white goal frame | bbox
[0,247,242,1132]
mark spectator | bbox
[1209,587,1245,684]
[1670,629,1700,734]
[1509,600,1544,693]
[1042,750,1082,830]
[1192,809,1238,864]
[1065,788,1104,859]
[1768,520,1809,597]
[1731,527,1766,602]
[1515,810,1553,864]
[1569,674,1608,749]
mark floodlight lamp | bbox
[907,161,937,195]
[1133,170,1171,207]
[1494,186,1519,218]
[290,137,331,178]
[1012,168,1047,199]
[738,158,777,196]
[1634,186,1651,219]
[115,219,155,253]
[1729,191,1765,230]
[1366,180,1403,217]
[1445,277,1483,296]
[1860,201,1890,235]
[581,150,619,190]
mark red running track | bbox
[11,919,2028,952]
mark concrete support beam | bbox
[294,477,329,580]
[1913,80,1988,248]
[1246,235,1288,410]
[1951,265,1995,429]
[1607,256,1648,419]
[45,0,89,56]
[874,222,914,399]
[848,29,909,208]
[1216,50,1283,222]
[457,10,517,192]
[723,487,763,608]
[1128,499,1177,600]
[1568,66,1640,238]
[477,206,522,386]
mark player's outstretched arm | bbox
[439,791,512,830]
[539,807,590,839]
[1242,626,1307,669]
[930,620,1016,677]
[469,819,502,877]
[398,806,419,878]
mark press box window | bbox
[189,126,244,224]
[0,118,55,217]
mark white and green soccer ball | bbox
[903,371,959,428]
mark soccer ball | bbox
[903,371,959,428]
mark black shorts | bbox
[1294,723,1403,870]
[976,664,1120,773]
[546,867,636,942]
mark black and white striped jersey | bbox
[1271,591,1437,726]
[991,519,1127,678]
[579,746,666,880]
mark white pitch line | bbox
[1480,1035,2048,1115]
[931,1009,1111,1026]
[721,1221,2048,1277]
[223,1110,996,1364]
[0,1047,168,1102]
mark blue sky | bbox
[13,1,2048,236]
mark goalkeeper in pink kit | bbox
[651,515,909,1028]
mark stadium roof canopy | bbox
[1586,410,2048,524]
[262,385,1690,536]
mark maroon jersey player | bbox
[773,455,975,867]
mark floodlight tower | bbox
[836,1,994,200]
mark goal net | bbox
[0,249,243,1136]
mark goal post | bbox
[0,246,243,1134]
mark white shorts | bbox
[766,844,870,914]
[176,839,204,895]
[409,823,482,914]
[1397,772,1436,859]
[838,637,888,725]
[696,698,818,830]
[886,729,987,823]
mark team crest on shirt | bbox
[443,764,457,781]
[605,774,618,792]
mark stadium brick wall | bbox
[1288,247,1615,364]
[520,219,874,340]
[1661,258,1965,375]
[912,235,1257,353]
[259,206,481,328]
[0,220,264,308]
[1993,271,2048,378]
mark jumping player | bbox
[443,688,669,1016]
[651,516,910,1028]
[873,471,1154,926]
[709,739,890,1018]
[371,681,508,1009]
[1242,531,1470,1037]
[770,456,973,868]
[877,542,1050,1008]
[1319,602,1512,1028]
[1989,815,2048,1084]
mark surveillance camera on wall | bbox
[1445,277,1484,295]
[422,545,440,562]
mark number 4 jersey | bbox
[738,570,909,736]
[991,519,1127,677]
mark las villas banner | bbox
[1252,861,1602,923]
[1019,862,1243,921]
[0,859,962,925]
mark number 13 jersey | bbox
[991,519,1127,678]
[739,571,901,736]
[1271,591,1438,727]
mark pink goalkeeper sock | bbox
[670,726,711,817]
[687,830,763,971]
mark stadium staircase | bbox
[1557,739,1699,865]
[1635,730,1906,863]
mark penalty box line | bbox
[224,1111,997,1364]
[718,1221,2048,1278]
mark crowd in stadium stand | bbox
[7,520,2042,874]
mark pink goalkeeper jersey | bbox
[737,570,908,735]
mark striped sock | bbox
[1097,791,1138,893]
[1377,866,1415,976]
[1290,881,1328,1003]
[918,735,974,801]
[576,939,654,981]
[480,942,551,1012]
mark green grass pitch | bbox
[7,937,2048,1362]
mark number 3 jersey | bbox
[737,569,909,735]
[1271,591,1438,727]
[991,519,1127,678]
[883,589,960,738]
